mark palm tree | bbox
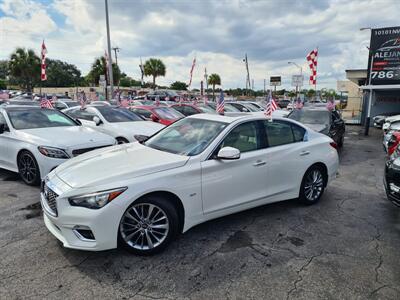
[87,56,121,86]
[143,58,166,88]
[207,73,221,101]
[8,48,40,92]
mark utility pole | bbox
[112,47,120,66]
[105,0,114,98]
[263,79,266,96]
[243,54,251,96]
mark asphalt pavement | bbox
[0,126,399,299]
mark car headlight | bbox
[38,146,70,159]
[68,187,127,209]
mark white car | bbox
[41,114,339,255]
[383,115,400,133]
[63,106,165,144]
[0,106,116,185]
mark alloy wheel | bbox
[304,169,324,201]
[18,153,38,184]
[119,203,170,250]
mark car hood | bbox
[105,121,164,139]
[54,142,189,188]
[17,126,115,148]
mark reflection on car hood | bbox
[54,142,189,188]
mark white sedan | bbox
[0,106,116,185]
[41,114,339,255]
[63,106,165,144]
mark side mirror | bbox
[217,147,240,160]
[150,114,159,122]
[134,134,149,144]
[93,116,102,126]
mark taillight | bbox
[330,142,338,150]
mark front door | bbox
[0,111,13,169]
[201,121,269,214]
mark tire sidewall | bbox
[17,151,41,186]
[118,196,180,255]
[299,166,326,205]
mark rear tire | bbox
[17,150,41,186]
[299,165,326,205]
[118,195,180,255]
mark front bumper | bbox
[384,166,400,207]
[40,192,122,251]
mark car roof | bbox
[3,105,47,111]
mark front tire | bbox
[299,166,326,205]
[118,196,180,255]
[17,150,41,186]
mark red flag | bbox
[188,57,196,87]
[306,48,318,85]
[41,40,47,81]
[40,95,53,109]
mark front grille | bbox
[44,185,58,216]
[72,145,112,157]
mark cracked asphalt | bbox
[0,126,399,299]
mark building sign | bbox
[270,76,281,86]
[368,26,400,85]
[291,75,304,87]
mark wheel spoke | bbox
[145,230,154,248]
[147,204,155,220]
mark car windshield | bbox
[153,107,184,120]
[198,105,217,114]
[7,109,77,129]
[288,110,330,125]
[97,107,143,122]
[241,103,260,111]
[145,118,227,156]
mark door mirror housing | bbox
[150,114,159,122]
[134,134,149,144]
[217,147,241,160]
[93,116,102,126]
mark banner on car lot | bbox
[270,76,281,86]
[368,26,400,85]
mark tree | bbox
[119,74,142,87]
[306,89,316,98]
[207,73,221,100]
[170,81,187,91]
[8,48,40,92]
[143,58,166,88]
[0,60,8,79]
[87,56,121,86]
[45,59,83,87]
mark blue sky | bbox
[1,0,399,90]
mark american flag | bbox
[41,41,47,81]
[40,95,53,109]
[0,90,9,100]
[51,94,57,103]
[188,57,196,87]
[203,95,208,105]
[216,90,224,115]
[155,95,160,106]
[79,91,87,109]
[264,90,277,118]
[192,97,198,106]
[295,98,303,109]
[306,48,318,86]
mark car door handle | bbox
[300,151,310,156]
[253,160,266,167]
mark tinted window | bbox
[7,109,77,130]
[53,102,67,110]
[96,107,142,122]
[288,110,330,125]
[153,107,184,120]
[221,121,261,152]
[67,108,96,121]
[132,108,152,119]
[171,105,185,114]
[292,124,306,142]
[264,121,295,147]
[183,106,199,116]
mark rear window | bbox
[97,107,142,122]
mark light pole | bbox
[105,0,114,98]
[360,27,372,135]
[288,61,303,101]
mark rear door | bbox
[262,120,311,200]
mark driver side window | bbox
[220,121,261,153]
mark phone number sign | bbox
[368,26,400,85]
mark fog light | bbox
[73,226,95,241]
[389,183,400,193]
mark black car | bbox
[288,108,345,147]
[146,90,178,101]
[384,146,400,206]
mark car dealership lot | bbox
[0,126,399,299]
